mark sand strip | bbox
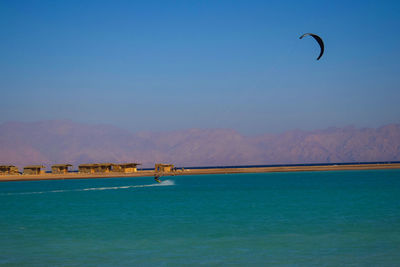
[1,163,400,182]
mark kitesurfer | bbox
[154,175,161,183]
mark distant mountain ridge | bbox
[0,120,399,169]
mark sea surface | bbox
[1,170,400,266]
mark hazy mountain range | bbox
[0,120,399,169]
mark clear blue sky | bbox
[1,0,399,134]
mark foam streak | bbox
[1,180,175,196]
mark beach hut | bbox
[155,163,175,173]
[113,163,141,173]
[78,164,96,174]
[23,165,46,175]
[78,163,113,174]
[51,164,72,174]
[0,165,19,175]
[95,163,113,173]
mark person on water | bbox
[154,175,161,183]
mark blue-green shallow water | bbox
[1,170,400,266]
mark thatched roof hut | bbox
[78,163,113,173]
[23,165,46,175]
[113,163,141,173]
[0,165,19,175]
[155,163,175,173]
[51,164,73,174]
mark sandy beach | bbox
[1,163,400,182]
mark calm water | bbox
[1,170,400,266]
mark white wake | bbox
[1,180,175,196]
[82,179,175,191]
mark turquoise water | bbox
[1,170,400,266]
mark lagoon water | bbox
[1,170,400,266]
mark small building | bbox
[113,163,141,173]
[0,165,19,175]
[95,163,113,173]
[78,164,96,174]
[78,163,113,174]
[51,164,72,174]
[23,165,45,175]
[155,163,175,173]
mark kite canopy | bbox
[299,33,324,60]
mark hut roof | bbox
[52,164,72,168]
[0,165,17,168]
[78,163,113,168]
[113,163,141,167]
[156,163,174,167]
[24,165,45,169]
[78,164,97,168]
[96,163,113,167]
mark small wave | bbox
[0,180,175,196]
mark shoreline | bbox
[1,163,400,182]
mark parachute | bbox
[299,33,324,60]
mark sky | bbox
[1,0,399,134]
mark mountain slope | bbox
[0,120,399,168]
